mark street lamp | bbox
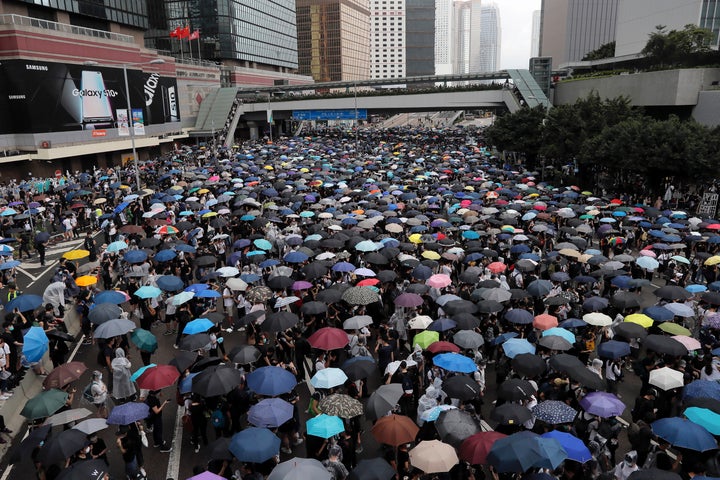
[83,58,165,191]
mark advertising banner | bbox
[132,108,145,135]
[0,59,180,135]
[117,109,130,137]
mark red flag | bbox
[179,26,191,39]
[189,29,200,40]
[169,26,182,38]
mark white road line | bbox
[15,267,36,282]
[26,265,56,288]
[166,406,184,480]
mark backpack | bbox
[83,383,95,403]
[211,408,225,428]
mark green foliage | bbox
[642,24,713,66]
[484,106,546,164]
[582,41,616,61]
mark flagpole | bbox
[197,35,202,60]
[188,34,193,59]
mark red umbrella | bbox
[427,341,461,354]
[136,365,180,391]
[357,278,380,287]
[459,431,508,464]
[308,327,349,351]
[487,262,506,273]
[532,314,558,331]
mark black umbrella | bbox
[170,351,198,372]
[436,409,481,447]
[195,255,217,267]
[511,353,546,377]
[366,384,403,421]
[179,333,211,351]
[349,458,395,480]
[8,424,50,464]
[56,459,108,480]
[207,436,233,461]
[342,358,376,381]
[46,329,74,342]
[548,353,585,373]
[300,301,328,315]
[261,311,299,332]
[684,396,720,415]
[477,300,504,314]
[88,303,122,325]
[442,375,481,401]
[444,300,478,315]
[38,428,88,465]
[452,313,481,330]
[316,288,344,304]
[192,365,244,397]
[627,469,681,480]
[566,366,607,391]
[230,345,262,364]
[654,285,692,301]
[611,292,641,310]
[613,322,648,339]
[490,403,533,426]
[497,379,536,401]
[139,237,161,248]
[190,356,223,373]
[644,334,688,356]
[236,310,265,328]
[34,232,50,243]
[376,270,398,283]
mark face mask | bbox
[8,327,13,331]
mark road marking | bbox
[166,405,184,480]
[26,264,57,288]
[15,267,36,282]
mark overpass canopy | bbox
[507,69,549,110]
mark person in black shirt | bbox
[145,390,172,452]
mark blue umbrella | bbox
[156,275,184,292]
[332,262,356,272]
[310,368,348,389]
[6,294,43,311]
[246,366,297,396]
[284,251,309,263]
[229,427,280,463]
[183,318,215,334]
[685,407,720,435]
[502,338,536,358]
[306,414,345,439]
[94,290,127,305]
[248,398,294,428]
[175,244,196,253]
[106,241,128,253]
[178,372,198,394]
[124,250,147,263]
[428,317,458,332]
[542,328,576,344]
[113,202,130,214]
[559,318,587,329]
[253,239,273,251]
[196,289,222,298]
[493,332,519,345]
[130,363,157,382]
[0,260,21,271]
[541,431,591,463]
[684,380,720,400]
[134,286,162,299]
[23,326,48,362]
[643,306,675,322]
[185,284,209,293]
[433,353,477,373]
[487,431,567,473]
[597,340,631,360]
[155,249,177,262]
[504,309,534,324]
[652,417,718,451]
[106,402,150,425]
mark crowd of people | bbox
[1,125,720,480]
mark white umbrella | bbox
[649,366,685,391]
[409,440,459,474]
[343,315,373,330]
[664,303,695,317]
[385,358,418,376]
[226,277,248,291]
[408,315,434,330]
[216,266,240,277]
[583,312,613,327]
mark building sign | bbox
[91,130,107,137]
[292,109,368,121]
[698,192,719,218]
[0,59,180,135]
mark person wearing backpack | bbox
[145,390,172,452]
[88,370,108,418]
[210,399,229,439]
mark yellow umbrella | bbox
[63,249,90,261]
[625,313,653,328]
[421,250,441,260]
[197,188,210,195]
[658,323,691,336]
[202,212,218,218]
[408,233,423,244]
[264,165,274,170]
[119,185,131,190]
[75,275,97,287]
[705,256,720,266]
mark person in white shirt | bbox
[613,451,639,480]
[222,285,234,332]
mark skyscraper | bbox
[405,0,436,77]
[540,0,619,68]
[453,0,482,74]
[435,0,455,75]
[296,0,371,82]
[370,0,406,79]
[531,10,542,58]
[477,2,501,72]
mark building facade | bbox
[296,0,371,82]
[370,0,405,79]
[434,0,455,75]
[477,2,501,72]
[540,0,618,68]
[405,0,435,77]
[531,10,541,58]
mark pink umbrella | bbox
[487,262,506,273]
[394,292,424,308]
[426,274,452,289]
[672,335,702,351]
[639,249,657,257]
[533,314,558,331]
[208,175,220,182]
[292,280,313,291]
[308,327,349,350]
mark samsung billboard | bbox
[0,59,180,135]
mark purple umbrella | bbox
[579,392,626,418]
[394,292,424,308]
[106,402,150,425]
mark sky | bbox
[495,0,542,69]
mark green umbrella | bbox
[413,330,440,350]
[131,328,158,353]
[21,389,68,420]
[658,322,692,336]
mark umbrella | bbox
[229,427,280,463]
[187,473,226,480]
[38,428,89,465]
[88,303,122,324]
[246,285,273,303]
[628,470,682,480]
[169,351,198,373]
[371,414,419,446]
[8,424,50,465]
[130,328,158,353]
[442,375,482,400]
[156,275,184,291]
[487,431,568,473]
[230,345,262,364]
[625,313,653,328]
[497,378,536,401]
[183,317,215,334]
[409,440,459,474]
[62,249,90,260]
[311,367,348,389]
[491,403,533,425]
[179,333,211,351]
[579,391,626,417]
[6,294,43,312]
[42,407,92,427]
[308,327,349,350]
[537,335,573,351]
[652,417,718,451]
[247,366,297,396]
[395,292,424,308]
[23,326,49,362]
[613,322,648,339]
[134,285,162,299]
[459,431,508,465]
[532,401,577,425]
[348,458,395,480]
[436,408,481,446]
[413,330,440,349]
[261,311,299,332]
[343,315,373,330]
[75,275,97,287]
[42,361,87,390]
[21,388,68,419]
[192,365,244,397]
[684,407,720,435]
[511,353,547,377]
[366,384,404,421]
[452,330,484,349]
[427,341,460,353]
[73,417,109,435]
[268,458,330,480]
[684,379,720,400]
[93,318,136,339]
[124,250,148,264]
[207,436,233,461]
[433,353,477,373]
[644,334,687,356]
[342,357,376,381]
[582,312,613,327]
[541,431,591,463]
[136,364,180,390]
[649,366,685,391]
[341,286,380,305]
[502,338,536,358]
[597,340,631,360]
[93,290,128,305]
[106,401,150,425]
[307,414,345,438]
[318,394,363,418]
[248,398,294,428]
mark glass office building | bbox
[145,0,298,70]
[296,0,371,82]
[14,0,147,30]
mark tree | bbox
[641,24,712,66]
[484,106,546,167]
[582,41,616,61]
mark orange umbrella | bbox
[75,275,97,287]
[371,414,419,447]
